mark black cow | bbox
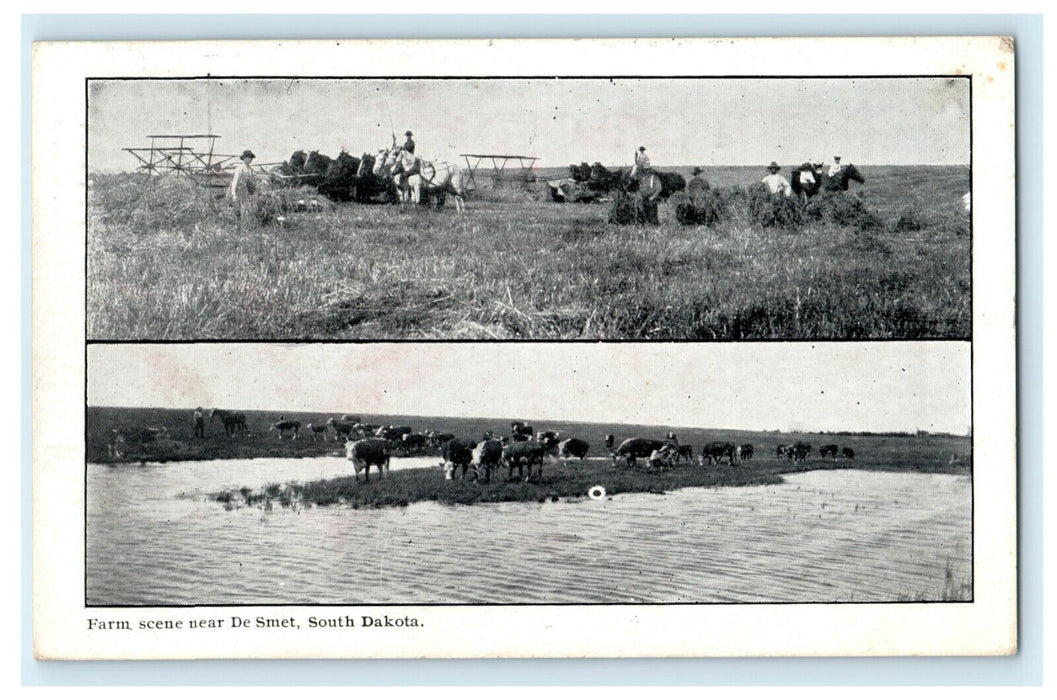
[700,441,738,465]
[427,432,456,449]
[401,433,428,452]
[675,445,695,463]
[344,438,391,482]
[443,438,478,480]
[740,444,754,460]
[604,434,616,451]
[557,438,590,461]
[842,447,856,460]
[503,441,546,482]
[776,444,788,460]
[511,421,534,437]
[612,437,667,467]
[820,444,839,459]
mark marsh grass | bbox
[88,166,971,339]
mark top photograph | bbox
[87,74,971,341]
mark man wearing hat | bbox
[634,146,652,175]
[229,149,258,222]
[827,155,844,178]
[761,161,792,198]
[687,166,711,197]
[403,130,416,155]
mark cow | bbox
[820,444,839,459]
[537,430,561,451]
[306,423,330,441]
[192,408,206,438]
[557,437,590,462]
[340,415,361,424]
[649,444,678,470]
[503,441,546,482]
[471,439,504,482]
[740,444,754,460]
[511,421,534,438]
[401,433,428,452]
[788,441,812,463]
[270,417,301,440]
[327,417,357,442]
[700,442,738,466]
[612,437,667,467]
[443,438,478,480]
[776,444,788,460]
[842,447,856,460]
[604,434,616,451]
[511,432,530,442]
[107,426,167,459]
[344,438,391,482]
[210,408,247,438]
[376,425,413,441]
[427,432,456,449]
[675,444,694,463]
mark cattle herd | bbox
[105,410,858,482]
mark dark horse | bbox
[316,151,361,202]
[621,166,686,201]
[210,408,247,438]
[790,162,823,202]
[822,163,865,193]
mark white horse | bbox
[383,148,468,212]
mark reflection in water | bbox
[86,457,971,605]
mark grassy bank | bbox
[87,165,970,340]
[213,459,787,509]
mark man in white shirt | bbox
[634,146,652,175]
[761,161,792,197]
[229,150,257,223]
[827,155,844,178]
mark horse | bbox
[822,163,865,192]
[300,150,333,187]
[372,148,411,203]
[316,151,361,202]
[790,162,823,202]
[624,165,686,201]
[209,408,247,438]
[385,148,469,211]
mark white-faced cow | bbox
[270,416,301,440]
[612,437,667,467]
[306,423,330,441]
[788,442,812,463]
[344,438,391,482]
[327,417,357,441]
[776,444,789,460]
[537,430,561,452]
[443,438,478,480]
[471,439,504,483]
[557,437,590,462]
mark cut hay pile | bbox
[747,184,804,229]
[672,189,729,226]
[892,203,970,237]
[608,191,659,225]
[804,192,884,231]
[249,186,332,226]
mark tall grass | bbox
[88,166,971,340]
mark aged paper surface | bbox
[34,37,1015,659]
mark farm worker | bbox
[634,146,652,175]
[762,161,792,197]
[403,130,416,155]
[229,149,257,221]
[687,166,711,196]
[827,155,843,177]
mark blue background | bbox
[21,13,1043,686]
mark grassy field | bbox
[87,165,970,340]
[89,406,972,509]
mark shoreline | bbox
[201,458,971,511]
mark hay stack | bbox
[608,191,659,225]
[805,192,884,231]
[747,184,804,229]
[673,189,728,226]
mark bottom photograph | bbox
[85,342,971,607]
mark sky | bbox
[87,343,971,435]
[88,77,970,172]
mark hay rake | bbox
[122,134,279,188]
